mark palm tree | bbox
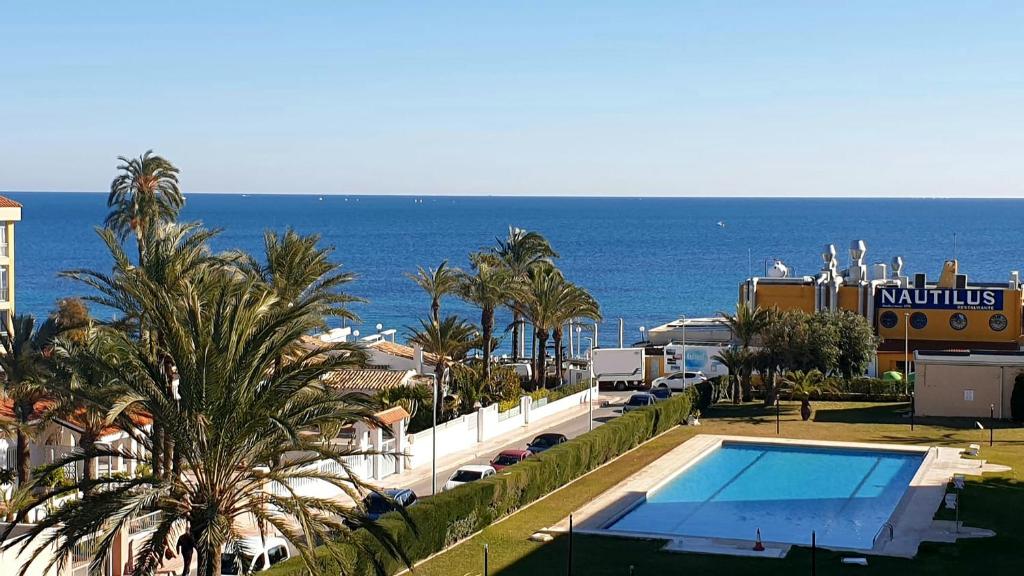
[8,274,407,576]
[781,369,833,420]
[237,228,363,326]
[712,347,749,405]
[105,150,184,264]
[518,267,594,388]
[48,329,132,487]
[494,227,557,362]
[0,315,58,486]
[549,284,600,385]
[719,302,770,402]
[406,261,461,325]
[456,253,516,379]
[63,223,221,477]
[408,315,477,419]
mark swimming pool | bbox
[608,442,925,550]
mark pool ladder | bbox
[873,521,895,548]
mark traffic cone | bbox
[753,528,765,551]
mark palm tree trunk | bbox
[431,299,440,325]
[535,330,549,388]
[81,432,98,488]
[481,308,494,380]
[15,428,30,486]
[192,520,220,576]
[731,375,740,405]
[511,312,521,362]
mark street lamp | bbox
[990,403,995,446]
[680,315,686,375]
[376,323,383,333]
[903,312,910,396]
[429,365,451,496]
[588,338,596,432]
[638,326,646,344]
[575,325,582,358]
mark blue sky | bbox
[2,1,1022,196]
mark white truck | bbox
[592,347,646,390]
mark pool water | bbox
[609,442,925,550]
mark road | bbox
[404,390,634,497]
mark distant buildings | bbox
[0,195,21,334]
[739,240,1024,376]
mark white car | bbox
[221,536,290,575]
[652,370,707,392]
[443,464,496,491]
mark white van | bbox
[221,536,291,575]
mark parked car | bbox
[649,387,673,402]
[444,464,496,491]
[622,393,656,413]
[221,536,290,576]
[527,432,568,454]
[652,370,707,392]
[363,488,418,521]
[490,449,532,471]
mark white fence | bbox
[405,385,596,470]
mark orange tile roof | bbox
[371,341,440,365]
[374,406,410,426]
[0,196,21,208]
[324,369,413,391]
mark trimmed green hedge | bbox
[264,391,695,576]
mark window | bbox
[267,546,288,566]
[910,312,928,330]
[0,266,8,301]
[964,389,975,402]
[0,226,7,256]
[880,311,898,329]
[990,314,1008,332]
[950,313,968,331]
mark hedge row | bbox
[265,391,695,576]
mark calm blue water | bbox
[5,192,1024,351]
[610,442,924,549]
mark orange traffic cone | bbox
[753,528,765,551]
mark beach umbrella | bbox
[882,371,903,382]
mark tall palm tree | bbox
[712,347,749,405]
[719,302,770,402]
[494,227,557,362]
[406,261,461,325]
[237,228,363,326]
[549,284,600,385]
[7,274,404,576]
[0,315,58,485]
[518,266,590,388]
[105,150,184,264]
[456,253,516,379]
[408,315,477,419]
[63,223,221,477]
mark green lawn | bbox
[407,402,1023,576]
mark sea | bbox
[5,192,1024,351]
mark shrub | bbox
[264,391,695,576]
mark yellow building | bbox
[0,195,21,333]
[739,241,1023,376]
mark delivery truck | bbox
[592,347,646,390]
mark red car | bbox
[489,449,531,471]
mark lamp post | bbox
[429,365,450,496]
[588,338,596,432]
[990,403,995,446]
[775,397,780,435]
[576,325,582,358]
[638,326,646,344]
[903,312,910,397]
[680,315,686,375]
